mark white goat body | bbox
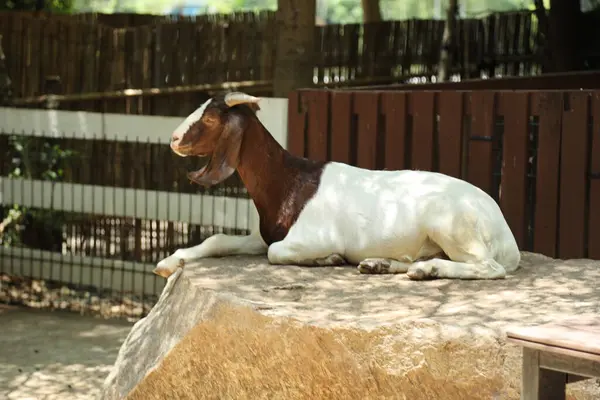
[267,162,520,279]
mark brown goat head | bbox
[170,91,261,187]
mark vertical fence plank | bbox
[353,91,380,170]
[531,92,562,258]
[330,91,352,164]
[558,92,590,259]
[589,93,600,259]
[380,92,408,171]
[10,16,23,96]
[306,90,330,162]
[467,92,496,194]
[410,91,436,171]
[25,18,40,98]
[499,92,530,250]
[437,92,463,179]
[65,22,77,96]
[287,90,307,158]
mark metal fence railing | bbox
[0,98,288,319]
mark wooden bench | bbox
[506,318,600,400]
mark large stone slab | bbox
[101,252,600,400]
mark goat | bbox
[154,91,521,281]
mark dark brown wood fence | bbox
[351,70,600,91]
[1,9,543,109]
[0,11,275,102]
[287,89,600,260]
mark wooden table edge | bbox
[507,336,600,364]
[505,323,600,358]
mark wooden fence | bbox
[287,89,600,260]
[351,70,600,91]
[0,11,275,102]
[1,9,544,111]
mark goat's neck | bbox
[236,121,290,210]
[236,120,326,244]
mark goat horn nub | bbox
[224,92,261,107]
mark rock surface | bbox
[101,252,600,400]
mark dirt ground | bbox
[0,304,132,400]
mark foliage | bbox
[0,0,73,12]
[69,0,556,22]
[206,0,276,13]
[1,135,77,248]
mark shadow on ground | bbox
[0,305,132,400]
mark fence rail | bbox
[287,89,600,261]
[0,98,288,318]
[349,70,600,91]
[1,179,258,231]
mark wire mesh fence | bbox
[0,101,287,320]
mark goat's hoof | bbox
[406,268,425,280]
[318,253,346,266]
[358,259,390,274]
[407,263,438,280]
[153,265,174,278]
[430,265,439,278]
[153,256,185,278]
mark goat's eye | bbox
[203,115,218,125]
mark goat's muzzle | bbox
[170,133,185,155]
[170,137,194,157]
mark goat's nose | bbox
[171,133,181,143]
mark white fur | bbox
[266,162,520,279]
[155,162,520,280]
[171,98,212,156]
[154,230,267,277]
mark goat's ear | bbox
[187,113,244,187]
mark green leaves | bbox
[2,135,77,246]
[0,0,73,12]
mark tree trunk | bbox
[0,34,12,105]
[361,0,382,23]
[546,0,583,72]
[533,0,550,71]
[273,0,316,97]
[437,0,459,82]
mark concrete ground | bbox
[0,304,132,400]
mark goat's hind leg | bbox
[358,258,411,274]
[406,221,508,280]
[406,258,506,280]
[312,253,347,266]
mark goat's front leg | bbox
[154,230,267,278]
[267,239,346,266]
